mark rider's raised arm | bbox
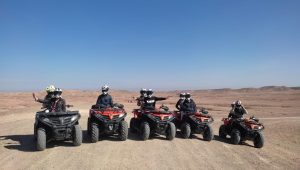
[242,106,248,115]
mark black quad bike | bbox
[87,105,128,143]
[219,116,265,148]
[173,109,214,141]
[130,109,176,141]
[34,110,82,151]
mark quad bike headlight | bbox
[168,115,173,119]
[119,113,125,118]
[71,115,79,122]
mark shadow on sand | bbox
[0,134,36,152]
[1,134,81,152]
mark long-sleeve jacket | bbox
[228,106,248,118]
[96,94,113,108]
[180,99,197,112]
[50,98,66,112]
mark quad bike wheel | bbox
[87,118,91,136]
[219,125,227,139]
[253,131,264,148]
[37,128,46,151]
[180,122,191,139]
[34,124,37,141]
[130,118,137,133]
[119,121,128,141]
[231,129,241,145]
[166,122,176,140]
[140,121,150,141]
[91,123,99,143]
[203,124,214,141]
[73,124,82,146]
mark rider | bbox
[137,88,147,107]
[50,88,66,112]
[33,85,55,109]
[180,93,197,113]
[142,89,167,110]
[228,100,248,119]
[96,85,113,109]
[176,92,186,110]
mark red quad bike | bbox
[219,116,265,148]
[87,105,128,143]
[173,109,214,141]
[130,108,176,141]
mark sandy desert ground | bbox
[0,87,299,170]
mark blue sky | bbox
[0,0,300,91]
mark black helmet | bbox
[140,88,147,95]
[180,93,186,98]
[54,88,62,94]
[185,93,191,98]
[147,89,153,96]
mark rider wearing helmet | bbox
[96,85,113,109]
[33,85,56,109]
[228,100,248,118]
[50,88,66,112]
[142,89,167,110]
[137,88,147,107]
[180,93,197,113]
[175,92,186,110]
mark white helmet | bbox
[45,85,55,93]
[101,85,109,91]
[54,88,62,98]
[235,100,242,106]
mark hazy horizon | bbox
[0,85,298,93]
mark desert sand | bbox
[0,87,299,170]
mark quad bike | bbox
[219,116,265,148]
[173,108,214,141]
[130,106,176,141]
[34,108,82,151]
[87,105,128,143]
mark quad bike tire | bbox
[119,121,128,141]
[140,121,150,141]
[87,118,91,136]
[91,123,99,143]
[203,124,214,141]
[166,122,176,140]
[254,131,264,148]
[180,122,191,139]
[34,125,37,141]
[219,125,227,139]
[37,128,46,151]
[73,124,82,146]
[130,118,137,133]
[231,128,241,145]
